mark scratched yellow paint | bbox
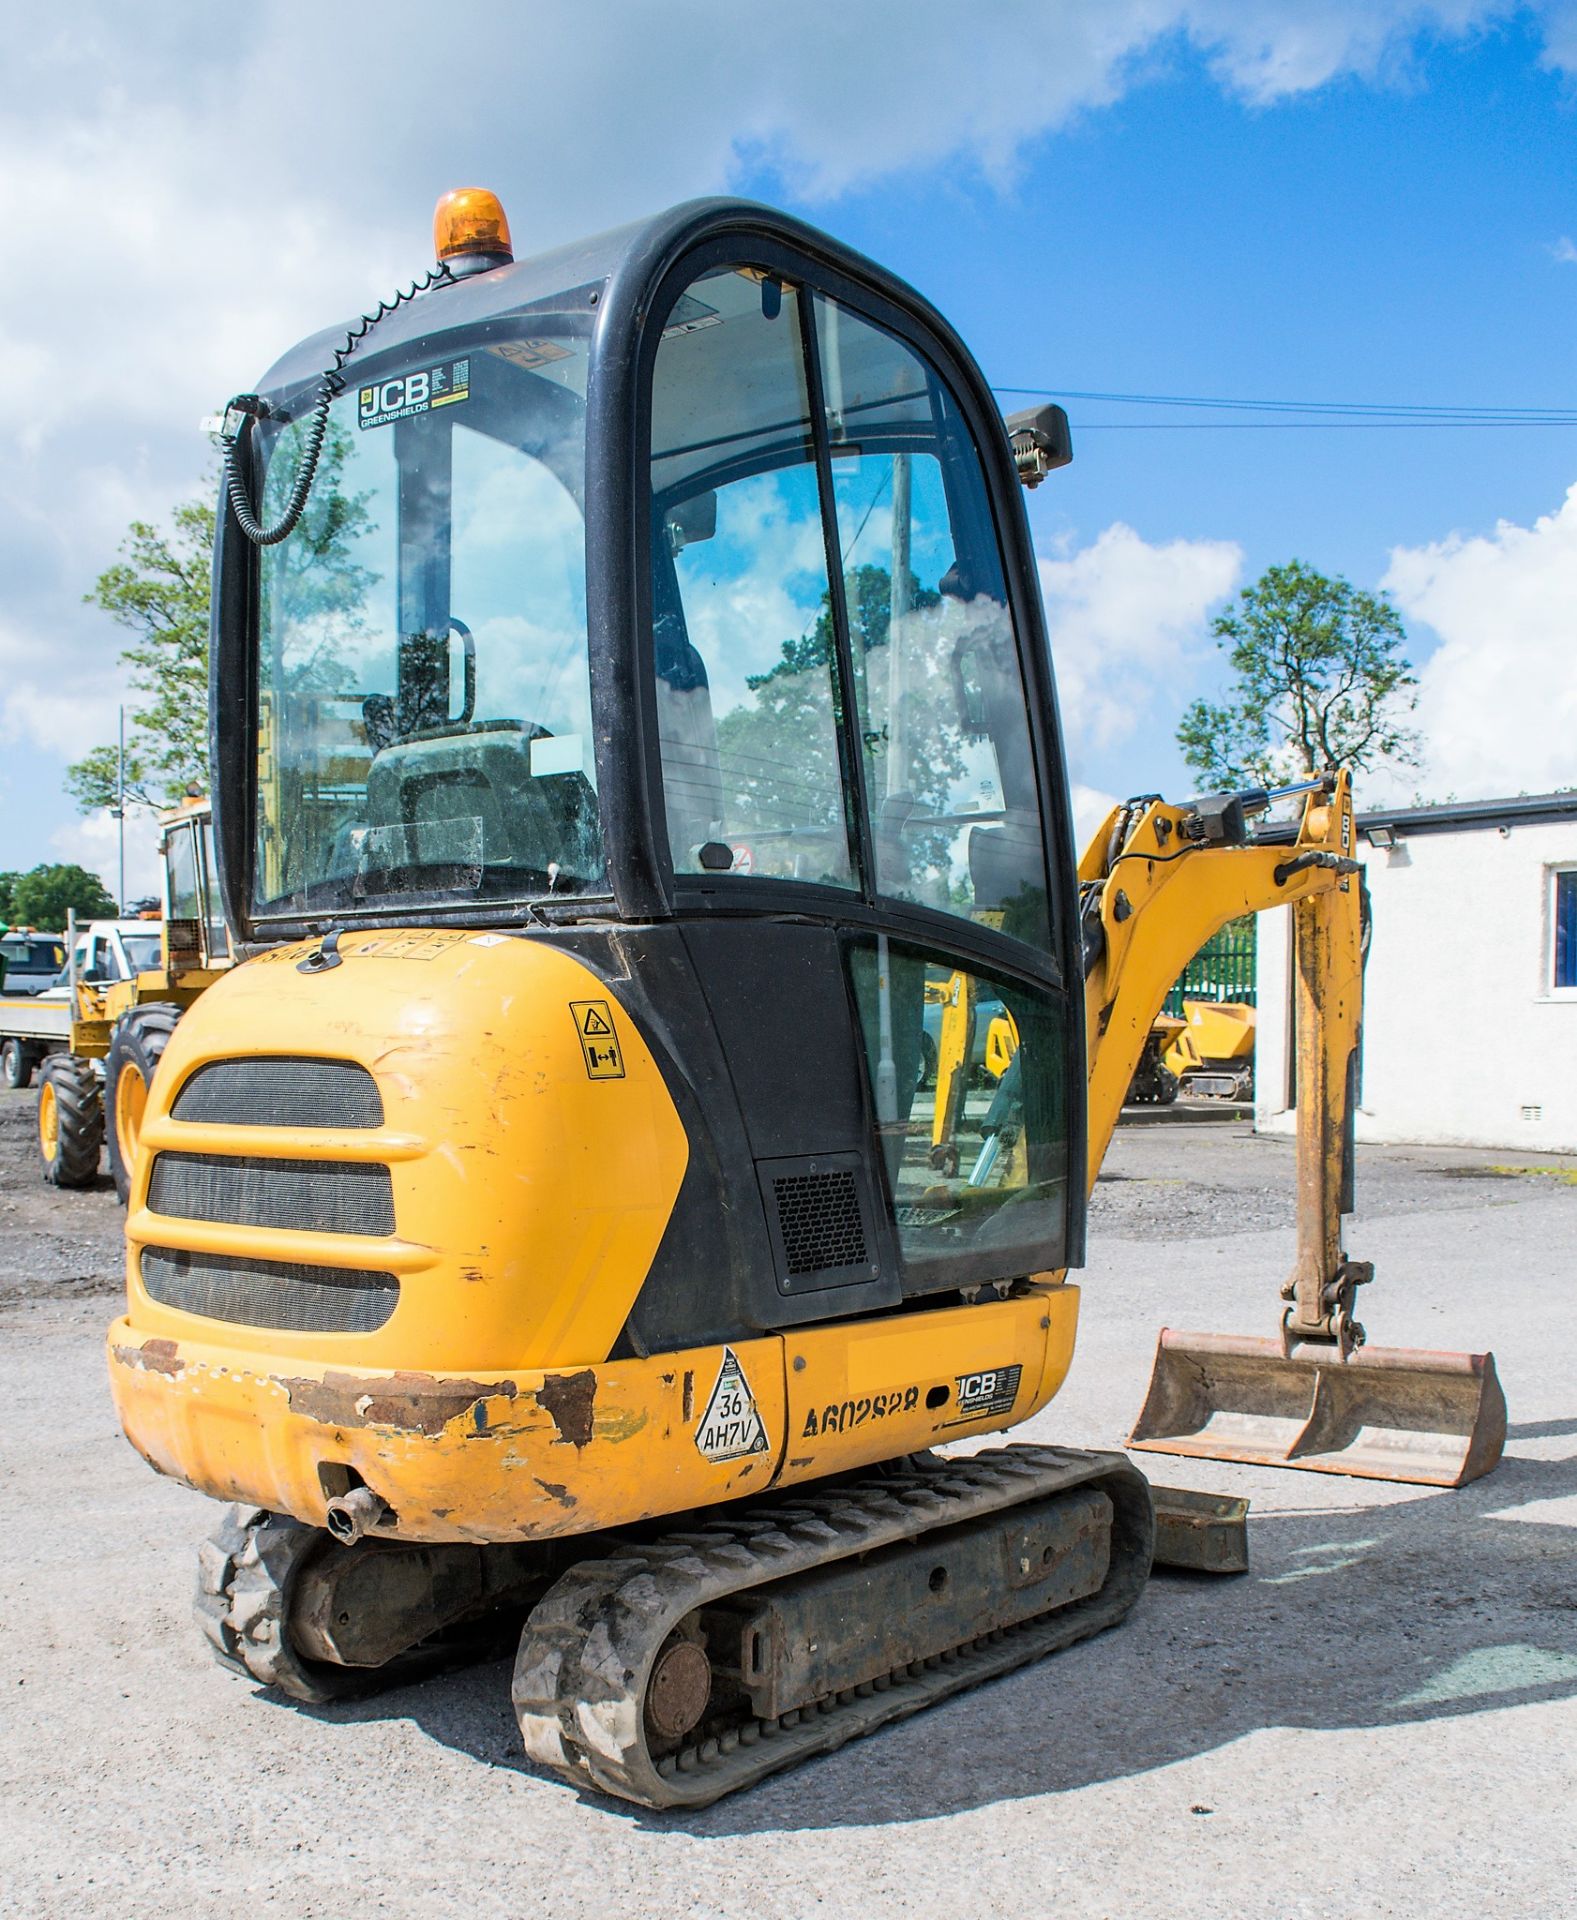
[105,1277,1080,1541]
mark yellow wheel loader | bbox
[15,798,231,1199]
[105,191,1504,1808]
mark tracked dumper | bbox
[107,190,1501,1808]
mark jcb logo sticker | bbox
[943,1363,1022,1426]
[358,358,471,429]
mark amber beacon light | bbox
[434,188,514,273]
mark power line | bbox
[991,382,1577,428]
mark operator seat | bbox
[361,722,602,886]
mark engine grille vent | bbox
[171,1057,383,1129]
[757,1152,876,1293]
[140,1246,398,1333]
[164,918,202,969]
[147,1152,395,1237]
[773,1169,867,1274]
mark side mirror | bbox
[1004,403,1072,488]
[666,491,718,553]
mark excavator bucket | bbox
[1129,1330,1507,1488]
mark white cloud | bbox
[1070,781,1122,854]
[47,808,162,906]
[1183,0,1504,101]
[1550,236,1577,264]
[1382,484,1577,800]
[1037,521,1243,754]
[0,0,1565,857]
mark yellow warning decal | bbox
[569,999,625,1079]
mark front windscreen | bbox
[251,321,604,919]
[123,933,163,975]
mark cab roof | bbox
[255,197,971,404]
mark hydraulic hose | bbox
[220,263,453,547]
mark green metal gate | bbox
[1162,917,1257,1018]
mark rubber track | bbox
[513,1444,1154,1809]
[195,1505,369,1703]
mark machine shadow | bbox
[294,1442,1577,1834]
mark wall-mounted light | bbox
[1364,825,1398,850]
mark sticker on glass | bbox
[358,357,471,430]
[695,1347,769,1463]
[489,339,574,371]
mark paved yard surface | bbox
[1,1086,1574,1919]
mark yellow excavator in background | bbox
[1161,999,1255,1099]
[105,191,1504,1809]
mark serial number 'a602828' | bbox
[801,1387,920,1438]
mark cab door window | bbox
[814,297,1051,954]
[648,268,855,888]
[847,935,1070,1288]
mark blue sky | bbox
[3,3,1575,893]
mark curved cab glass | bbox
[251,323,604,920]
[647,263,1051,954]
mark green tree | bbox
[0,873,19,921]
[68,496,215,812]
[9,864,118,927]
[1178,560,1420,789]
[259,419,379,684]
[67,423,376,815]
[715,564,948,832]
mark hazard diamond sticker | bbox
[695,1347,769,1463]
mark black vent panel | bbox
[148,1152,395,1237]
[774,1170,867,1272]
[758,1152,878,1293]
[140,1246,398,1333]
[171,1058,383,1129]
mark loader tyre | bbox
[2,1038,32,1089]
[106,1002,182,1204]
[38,1053,103,1187]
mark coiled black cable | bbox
[220,263,454,547]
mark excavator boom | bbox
[1076,773,1505,1486]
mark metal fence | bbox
[1162,917,1257,1017]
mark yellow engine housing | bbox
[107,929,1082,1543]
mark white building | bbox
[1255,792,1577,1154]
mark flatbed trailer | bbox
[0,995,73,1050]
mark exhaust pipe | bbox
[324,1486,391,1544]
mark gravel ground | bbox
[1,1087,1574,1920]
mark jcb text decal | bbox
[358,358,471,430]
[942,1364,1022,1427]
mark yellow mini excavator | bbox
[106,190,1504,1808]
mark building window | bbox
[1555,868,1577,991]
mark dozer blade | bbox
[1129,1330,1507,1488]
